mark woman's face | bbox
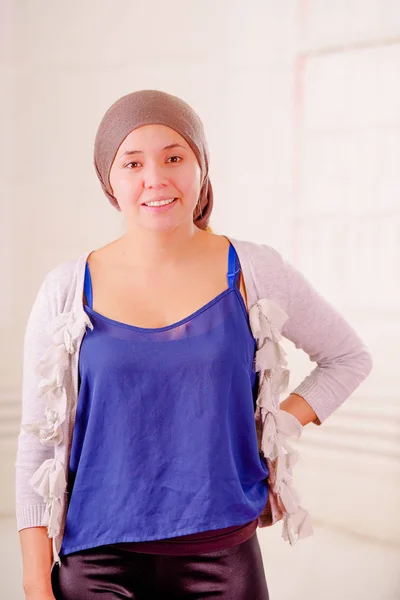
[109,124,202,232]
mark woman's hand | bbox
[23,575,56,600]
[280,393,319,426]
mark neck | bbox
[116,222,206,270]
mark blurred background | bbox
[1,0,399,598]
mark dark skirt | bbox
[51,530,269,599]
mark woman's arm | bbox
[19,527,54,599]
[16,276,56,597]
[279,252,373,425]
[252,244,373,425]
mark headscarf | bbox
[93,89,213,230]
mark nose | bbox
[143,163,169,190]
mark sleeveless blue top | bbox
[60,243,269,556]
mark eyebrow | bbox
[120,143,187,157]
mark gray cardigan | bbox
[15,236,373,566]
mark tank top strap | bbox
[84,245,240,309]
[227,243,241,290]
[84,261,93,308]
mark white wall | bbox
[1,0,399,596]
[285,0,400,547]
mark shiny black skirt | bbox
[51,530,269,599]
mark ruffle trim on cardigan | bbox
[22,310,93,564]
[249,298,313,545]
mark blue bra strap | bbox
[84,262,93,308]
[227,243,241,289]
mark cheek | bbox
[109,170,140,198]
[178,163,202,194]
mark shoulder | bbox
[228,236,289,309]
[40,254,88,314]
[228,236,284,268]
[44,255,85,288]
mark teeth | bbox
[145,198,175,207]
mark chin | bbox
[141,212,196,232]
[138,218,184,233]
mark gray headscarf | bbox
[93,89,213,229]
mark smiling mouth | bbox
[143,198,178,208]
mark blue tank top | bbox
[60,243,269,556]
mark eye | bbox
[124,156,182,169]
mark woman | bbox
[16,89,373,600]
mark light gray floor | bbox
[3,516,400,599]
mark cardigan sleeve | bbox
[15,275,55,531]
[259,244,373,425]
